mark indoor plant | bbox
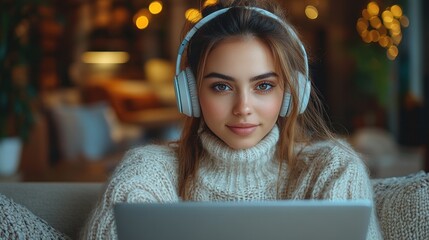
[0,0,42,176]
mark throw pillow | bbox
[50,104,83,160]
[372,171,429,240]
[50,102,114,161]
[75,102,114,160]
[0,193,70,239]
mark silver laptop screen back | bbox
[114,200,372,240]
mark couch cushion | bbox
[0,193,70,239]
[0,182,103,239]
[372,171,429,240]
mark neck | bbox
[190,125,285,201]
[199,125,280,168]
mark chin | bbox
[225,140,259,150]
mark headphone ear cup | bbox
[185,68,201,117]
[279,72,311,117]
[173,68,201,117]
[297,72,311,114]
[279,92,291,117]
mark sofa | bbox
[0,171,428,240]
[0,182,103,239]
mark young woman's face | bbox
[199,37,284,149]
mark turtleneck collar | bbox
[199,125,280,167]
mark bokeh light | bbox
[356,3,409,60]
[136,16,149,29]
[149,1,163,15]
[305,5,319,20]
[367,2,380,16]
[391,5,403,18]
[203,0,218,7]
[134,9,151,30]
[185,8,202,23]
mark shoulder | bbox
[125,143,177,160]
[296,139,368,176]
[117,144,178,172]
[84,144,180,237]
[110,143,179,186]
[104,143,180,202]
[287,139,373,200]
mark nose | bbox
[232,91,252,116]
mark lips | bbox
[227,123,259,136]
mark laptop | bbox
[114,200,372,240]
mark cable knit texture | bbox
[372,171,429,240]
[0,193,70,240]
[83,126,382,240]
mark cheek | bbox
[261,103,282,120]
[256,94,284,118]
[200,95,230,120]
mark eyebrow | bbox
[203,72,278,81]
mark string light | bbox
[356,2,409,60]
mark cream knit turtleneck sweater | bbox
[83,126,382,240]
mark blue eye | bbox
[212,83,232,92]
[256,82,274,91]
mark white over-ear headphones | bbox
[174,7,311,117]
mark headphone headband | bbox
[175,7,309,78]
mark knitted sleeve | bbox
[285,140,383,240]
[82,145,179,240]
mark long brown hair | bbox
[176,0,336,199]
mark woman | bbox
[83,0,382,239]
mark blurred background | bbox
[0,0,427,182]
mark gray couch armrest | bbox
[0,182,104,239]
[372,171,429,240]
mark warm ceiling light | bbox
[81,51,130,64]
[149,1,163,15]
[305,5,318,20]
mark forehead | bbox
[210,35,265,54]
[204,36,275,72]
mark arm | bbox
[82,145,179,240]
